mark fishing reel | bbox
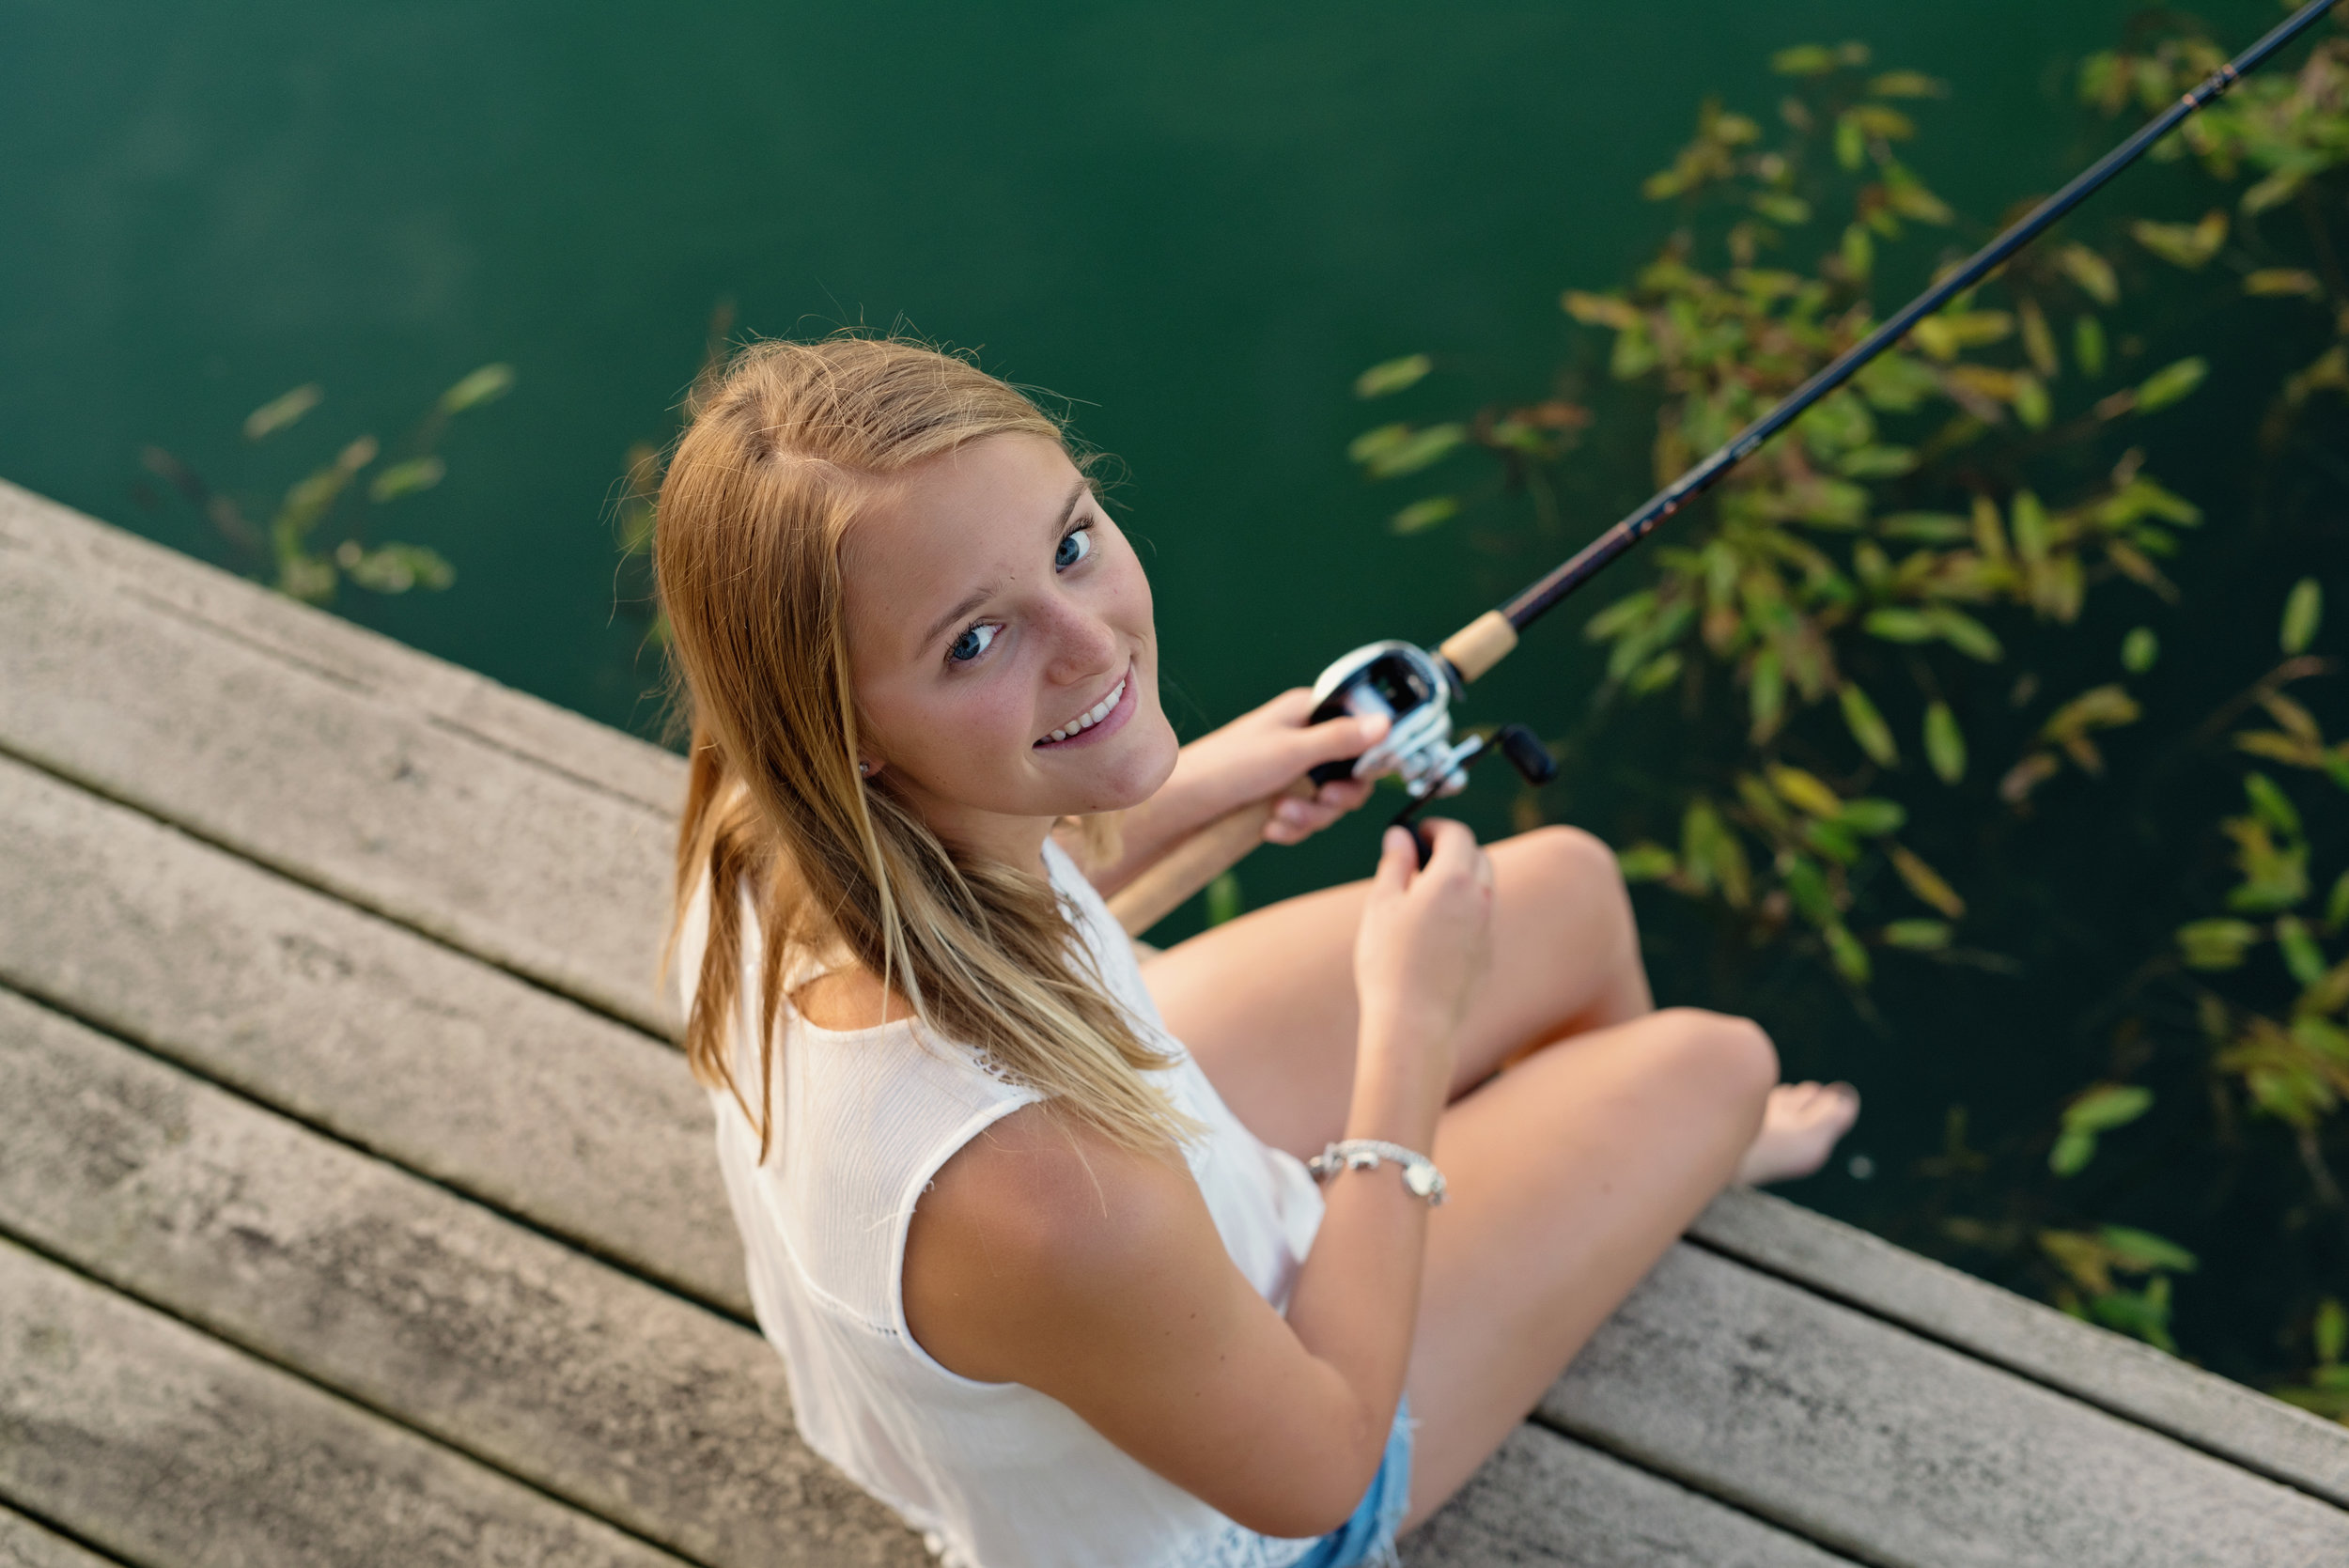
[1305,640,1556,856]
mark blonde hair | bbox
[656,335,1188,1156]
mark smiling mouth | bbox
[1035,670,1130,746]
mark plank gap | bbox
[0,978,751,1330]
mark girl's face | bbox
[840,433,1179,862]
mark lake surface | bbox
[1,0,2315,1374]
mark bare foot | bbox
[1735,1080,1861,1186]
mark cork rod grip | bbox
[1438,610,1518,684]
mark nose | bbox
[1037,595,1121,689]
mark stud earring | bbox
[857,760,871,777]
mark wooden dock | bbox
[2,476,2346,1566]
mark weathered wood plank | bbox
[0,1509,120,1568]
[0,751,745,1313]
[1692,1187,2349,1510]
[0,508,678,1035]
[0,1239,693,1568]
[0,478,686,815]
[1403,1426,1860,1567]
[0,984,1852,1568]
[1543,1241,2349,1568]
[0,985,924,1568]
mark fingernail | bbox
[1360,713,1391,740]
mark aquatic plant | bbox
[134,363,512,604]
[1349,12,2349,1400]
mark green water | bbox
[2,0,2321,1377]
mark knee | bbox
[1652,1007,1778,1110]
[1510,825,1635,926]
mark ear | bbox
[857,757,882,780]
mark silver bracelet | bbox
[1306,1139,1448,1206]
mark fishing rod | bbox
[1106,0,2344,938]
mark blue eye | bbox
[949,622,1000,663]
[1055,526,1093,571]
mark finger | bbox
[1373,825,1418,892]
[1287,708,1391,771]
[1237,688,1316,735]
[1417,817,1481,875]
[1315,778,1375,814]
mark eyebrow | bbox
[917,479,1093,650]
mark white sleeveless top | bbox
[677,838,1330,1568]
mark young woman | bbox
[658,336,1859,1568]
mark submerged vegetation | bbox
[133,362,512,604]
[1350,11,2349,1402]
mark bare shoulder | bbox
[903,1102,1206,1384]
[790,963,913,1030]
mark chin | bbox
[1071,710,1180,814]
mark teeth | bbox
[1042,678,1125,745]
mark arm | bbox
[1073,689,1389,898]
[904,823,1492,1536]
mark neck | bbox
[897,785,1058,878]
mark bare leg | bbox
[1141,825,1859,1529]
[1395,1008,1771,1526]
[1149,827,1651,1158]
[1148,825,1855,1177]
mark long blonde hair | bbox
[656,335,1188,1157]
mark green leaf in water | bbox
[1389,495,1459,535]
[2246,772,2304,839]
[1926,606,2002,663]
[1868,70,1945,99]
[1924,702,1967,784]
[1347,423,1409,467]
[2121,627,2158,674]
[2097,1225,2197,1274]
[1825,922,1872,985]
[2318,1299,2348,1366]
[1834,114,1867,171]
[2282,577,2323,655]
[243,383,324,442]
[1882,918,1952,951]
[1837,797,1906,836]
[2056,245,2120,307]
[1840,223,1875,280]
[2133,357,2209,414]
[1750,192,1812,226]
[1840,683,1898,767]
[1616,842,1677,882]
[1204,870,1245,927]
[2129,210,2228,271]
[334,541,454,595]
[1771,43,1838,77]
[2050,1083,2153,1175]
[2074,315,2108,378]
[2012,374,2051,431]
[1768,765,1843,819]
[2246,269,2321,299]
[1628,650,1684,695]
[2277,915,2327,989]
[439,363,516,415]
[1877,511,1969,542]
[1890,844,1966,918]
[1353,353,1433,398]
[1364,424,1466,478]
[366,455,446,505]
[1864,608,1935,644]
[2177,917,2261,970]
[1837,443,1917,479]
